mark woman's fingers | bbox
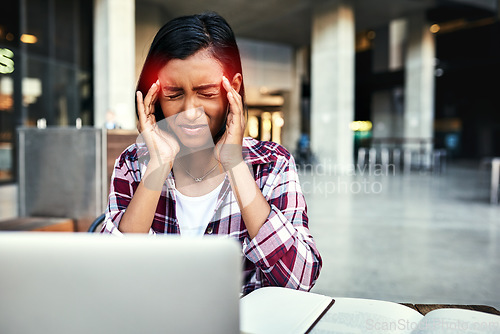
[136,91,145,119]
[136,82,179,166]
[228,89,245,129]
[143,80,159,114]
[222,76,244,126]
[222,77,242,106]
[137,81,160,132]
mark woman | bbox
[102,12,321,295]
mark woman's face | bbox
[157,49,237,149]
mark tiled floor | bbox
[302,161,500,309]
[1,160,499,309]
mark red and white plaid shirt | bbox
[102,137,322,295]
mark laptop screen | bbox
[0,232,242,334]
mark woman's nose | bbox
[183,105,204,122]
[182,95,200,116]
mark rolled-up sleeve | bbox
[242,154,322,291]
[101,145,156,236]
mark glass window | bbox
[0,1,19,182]
[78,70,93,126]
[52,64,77,126]
[0,0,20,49]
[0,72,15,181]
[25,56,47,126]
[54,0,75,63]
[78,0,93,71]
[0,0,93,183]
[26,0,49,56]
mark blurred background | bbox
[0,0,499,309]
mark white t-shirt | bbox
[174,181,224,237]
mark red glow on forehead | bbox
[143,67,159,86]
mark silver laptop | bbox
[0,232,242,334]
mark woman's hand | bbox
[137,81,180,168]
[215,76,245,170]
[118,82,181,232]
[216,76,270,239]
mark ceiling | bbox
[140,0,497,46]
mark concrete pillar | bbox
[403,14,435,151]
[311,0,355,169]
[94,0,136,130]
[389,19,407,71]
[282,47,308,154]
[372,19,407,142]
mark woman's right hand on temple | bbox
[136,80,180,169]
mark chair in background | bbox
[87,213,106,233]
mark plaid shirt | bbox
[102,137,322,295]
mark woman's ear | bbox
[231,73,243,94]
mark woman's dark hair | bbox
[136,11,245,136]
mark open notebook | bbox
[240,287,500,334]
[0,232,242,334]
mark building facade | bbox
[1,0,499,184]
[0,0,93,183]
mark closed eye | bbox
[199,92,218,98]
[165,93,183,100]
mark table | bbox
[0,217,75,232]
[401,303,500,316]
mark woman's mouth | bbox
[179,124,208,136]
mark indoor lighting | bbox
[20,34,37,44]
[273,115,284,128]
[248,115,259,138]
[429,24,440,34]
[350,121,372,132]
